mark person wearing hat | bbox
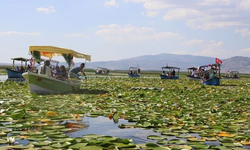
[69,63,86,79]
[38,60,52,77]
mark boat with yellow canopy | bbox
[22,46,91,94]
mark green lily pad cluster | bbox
[0,75,250,149]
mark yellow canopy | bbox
[29,46,91,62]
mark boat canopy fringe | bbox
[29,46,91,62]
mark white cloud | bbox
[198,0,234,6]
[146,11,158,17]
[163,8,203,21]
[0,31,42,36]
[36,6,56,14]
[104,0,118,7]
[143,1,174,10]
[235,28,250,37]
[182,39,203,45]
[95,24,184,42]
[209,40,223,46]
[238,0,250,11]
[240,47,250,52]
[186,20,247,30]
[64,33,87,38]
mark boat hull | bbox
[160,75,179,79]
[128,74,141,77]
[203,78,220,85]
[223,77,240,79]
[6,68,24,78]
[22,72,81,94]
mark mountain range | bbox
[1,54,250,73]
[85,54,250,73]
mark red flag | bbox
[215,58,222,64]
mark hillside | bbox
[86,53,215,71]
[220,56,250,73]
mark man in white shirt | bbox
[38,60,52,77]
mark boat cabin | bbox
[200,63,221,85]
[224,71,240,79]
[95,67,109,75]
[160,66,180,79]
[128,67,141,77]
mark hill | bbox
[86,53,215,71]
[220,56,250,73]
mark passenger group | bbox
[37,60,86,81]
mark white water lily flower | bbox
[7,137,15,144]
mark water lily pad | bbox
[147,135,166,140]
[168,139,186,145]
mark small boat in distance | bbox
[6,57,30,81]
[95,67,109,75]
[128,67,141,77]
[201,63,221,85]
[160,66,180,79]
[223,71,240,79]
[187,67,201,80]
[22,46,91,94]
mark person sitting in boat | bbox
[191,69,195,77]
[233,74,237,78]
[14,66,19,71]
[38,60,52,77]
[19,66,25,73]
[55,65,68,80]
[209,67,215,78]
[171,69,175,77]
[53,66,61,77]
[162,71,165,75]
[69,63,86,79]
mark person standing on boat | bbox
[69,63,86,79]
[36,61,41,73]
[38,60,52,77]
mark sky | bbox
[1,0,250,63]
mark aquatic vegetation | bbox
[0,76,250,149]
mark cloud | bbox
[64,33,87,38]
[104,0,118,7]
[36,6,56,14]
[238,0,250,11]
[145,11,158,17]
[198,0,234,6]
[240,47,250,52]
[235,28,250,37]
[124,0,250,30]
[95,24,184,42]
[182,39,203,45]
[163,8,203,21]
[209,40,223,46]
[0,31,42,36]
[143,1,174,10]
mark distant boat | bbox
[95,67,109,75]
[128,67,141,77]
[200,63,221,85]
[223,71,240,79]
[160,66,180,79]
[186,67,203,80]
[6,57,30,81]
